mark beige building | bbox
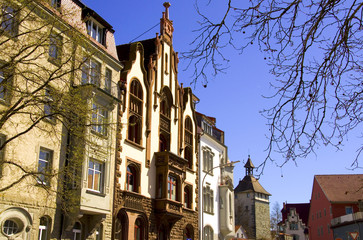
[0,0,122,239]
[113,3,199,240]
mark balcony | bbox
[155,151,188,172]
[119,191,144,212]
[155,198,183,220]
[331,212,363,226]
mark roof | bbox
[315,174,363,202]
[234,175,271,195]
[281,203,310,225]
[117,38,156,69]
[244,157,255,168]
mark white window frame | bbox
[38,148,52,185]
[87,158,104,193]
[86,20,104,44]
[91,102,108,136]
[82,58,101,86]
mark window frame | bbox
[82,58,101,86]
[38,216,50,240]
[128,79,143,144]
[86,19,104,45]
[91,102,108,136]
[203,185,214,214]
[37,148,53,185]
[203,226,213,240]
[126,163,139,193]
[202,147,214,174]
[48,32,63,64]
[167,175,177,201]
[87,158,104,193]
[0,5,18,36]
[104,68,112,93]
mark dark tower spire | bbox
[244,155,255,176]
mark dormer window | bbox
[202,121,212,135]
[87,20,104,44]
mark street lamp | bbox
[200,160,240,240]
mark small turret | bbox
[244,155,255,176]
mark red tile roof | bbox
[315,174,363,202]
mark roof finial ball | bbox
[163,2,171,19]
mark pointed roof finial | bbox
[163,2,171,19]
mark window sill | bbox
[125,139,144,150]
[186,167,194,173]
[90,130,108,139]
[203,211,214,215]
[86,189,106,197]
[43,116,57,125]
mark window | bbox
[48,33,62,63]
[128,79,143,144]
[50,0,61,8]
[202,121,212,135]
[95,224,102,240]
[202,148,214,174]
[92,103,108,136]
[87,159,104,192]
[184,186,191,208]
[82,58,101,86]
[86,20,104,44]
[168,175,177,201]
[72,222,81,240]
[184,117,193,168]
[38,148,52,185]
[203,185,214,214]
[0,65,12,102]
[44,87,54,120]
[1,5,17,36]
[3,219,19,236]
[126,164,139,192]
[38,217,50,240]
[290,221,298,230]
[203,226,213,240]
[104,68,112,93]
[0,134,6,177]
[345,206,353,214]
[134,219,142,240]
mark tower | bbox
[234,156,271,240]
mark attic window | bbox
[87,20,104,44]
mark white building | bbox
[197,112,236,240]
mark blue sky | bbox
[83,0,362,209]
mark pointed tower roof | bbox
[244,155,255,168]
[234,156,271,195]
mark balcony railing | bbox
[120,191,144,212]
[331,212,363,226]
[78,78,119,99]
[155,198,183,218]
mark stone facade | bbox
[234,157,271,240]
[0,0,122,239]
[112,3,199,240]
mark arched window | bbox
[126,164,139,193]
[159,134,168,152]
[95,224,103,240]
[159,87,172,151]
[72,222,82,240]
[203,226,213,240]
[114,211,128,240]
[184,186,192,209]
[38,216,51,240]
[184,224,194,240]
[134,219,142,240]
[3,219,19,236]
[128,79,143,144]
[184,146,192,169]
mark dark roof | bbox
[117,38,156,71]
[281,203,310,225]
[234,175,271,195]
[244,157,255,168]
[315,174,363,202]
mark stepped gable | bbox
[281,203,310,225]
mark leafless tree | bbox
[183,0,363,169]
[270,202,282,238]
